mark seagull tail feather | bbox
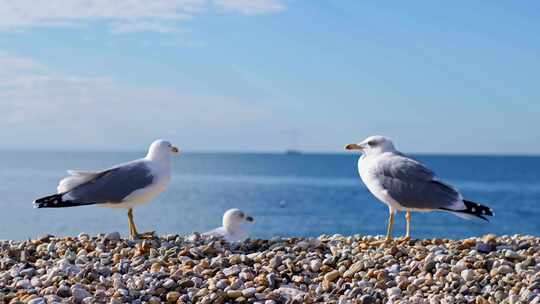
[33,194,94,208]
[441,200,494,221]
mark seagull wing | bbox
[61,160,155,205]
[374,153,464,210]
[203,227,227,238]
[58,170,102,193]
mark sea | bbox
[1,151,539,241]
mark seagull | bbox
[33,139,180,239]
[203,208,255,242]
[345,135,493,242]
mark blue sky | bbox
[0,1,539,154]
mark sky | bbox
[0,1,539,154]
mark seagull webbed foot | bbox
[133,231,157,240]
[397,236,411,245]
[369,237,393,247]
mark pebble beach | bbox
[1,233,539,304]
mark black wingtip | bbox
[33,194,63,208]
[463,200,494,220]
[440,200,493,221]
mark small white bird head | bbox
[345,135,396,155]
[223,208,254,232]
[146,139,180,160]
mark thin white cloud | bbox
[111,21,184,34]
[0,52,45,75]
[214,0,285,15]
[0,0,286,33]
[0,52,273,150]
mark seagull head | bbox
[345,135,396,155]
[146,139,180,160]
[223,208,254,232]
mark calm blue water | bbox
[1,151,539,240]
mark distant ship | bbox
[285,130,302,155]
[285,149,302,155]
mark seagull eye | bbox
[239,212,244,218]
[367,140,376,147]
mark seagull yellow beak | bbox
[171,146,180,154]
[345,143,362,150]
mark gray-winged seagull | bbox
[203,208,255,242]
[33,139,180,239]
[346,135,493,242]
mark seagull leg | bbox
[127,208,138,239]
[405,210,411,239]
[370,208,395,246]
[385,209,396,241]
[398,211,412,244]
[128,208,156,240]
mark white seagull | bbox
[346,135,493,242]
[33,139,180,239]
[204,208,255,242]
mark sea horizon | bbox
[1,151,539,241]
[2,149,539,157]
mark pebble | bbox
[162,278,176,289]
[57,285,71,297]
[104,231,121,241]
[45,295,62,303]
[242,287,256,297]
[166,291,180,303]
[452,261,467,273]
[266,273,277,288]
[27,298,45,304]
[475,242,494,253]
[461,269,474,281]
[498,264,514,274]
[71,287,92,302]
[387,287,401,297]
[324,270,340,282]
[505,250,521,260]
[223,265,240,276]
[423,260,437,273]
[16,279,31,289]
[360,294,376,304]
[227,290,242,298]
[310,259,321,272]
[0,233,537,303]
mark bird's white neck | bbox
[226,225,246,236]
[223,218,244,234]
[363,145,397,157]
[225,225,247,241]
[145,151,171,163]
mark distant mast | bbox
[285,130,302,155]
